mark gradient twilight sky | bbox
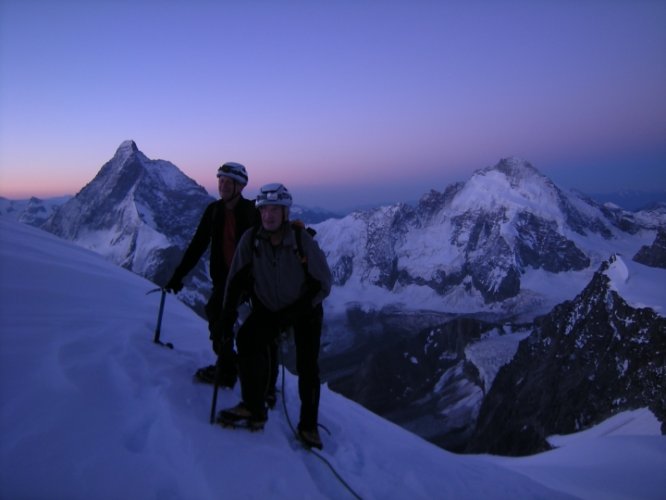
[1,0,665,211]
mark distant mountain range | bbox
[2,141,664,455]
[586,189,666,211]
[315,157,664,323]
[0,195,72,226]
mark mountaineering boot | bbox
[297,425,323,449]
[218,402,252,421]
[217,402,267,431]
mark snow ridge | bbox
[8,217,665,499]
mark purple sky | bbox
[1,1,664,211]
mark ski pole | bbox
[210,356,221,424]
[148,287,174,349]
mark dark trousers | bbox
[294,305,323,430]
[204,287,225,339]
[205,287,239,384]
[236,304,323,428]
[235,313,277,417]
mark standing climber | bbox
[165,162,259,387]
[216,183,332,448]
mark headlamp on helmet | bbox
[256,183,293,208]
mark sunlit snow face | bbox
[218,176,239,201]
[259,204,284,232]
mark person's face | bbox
[218,176,238,201]
[260,205,283,232]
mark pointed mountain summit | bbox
[45,140,209,239]
[43,141,215,312]
[451,157,560,214]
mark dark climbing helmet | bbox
[217,162,248,185]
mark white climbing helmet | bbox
[255,183,293,208]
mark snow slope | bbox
[483,410,664,500]
[1,218,664,500]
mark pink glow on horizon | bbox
[1,1,664,209]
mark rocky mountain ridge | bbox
[466,254,666,455]
[633,228,666,269]
[330,254,665,455]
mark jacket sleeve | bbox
[301,231,332,306]
[171,203,215,281]
[219,228,255,337]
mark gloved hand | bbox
[164,275,183,294]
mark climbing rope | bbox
[277,339,363,500]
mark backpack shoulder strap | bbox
[291,221,316,268]
[250,221,315,266]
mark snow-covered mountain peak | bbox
[99,140,201,195]
[117,138,139,154]
[315,156,662,315]
[42,142,215,296]
[486,156,543,183]
[109,139,146,166]
[449,157,561,220]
